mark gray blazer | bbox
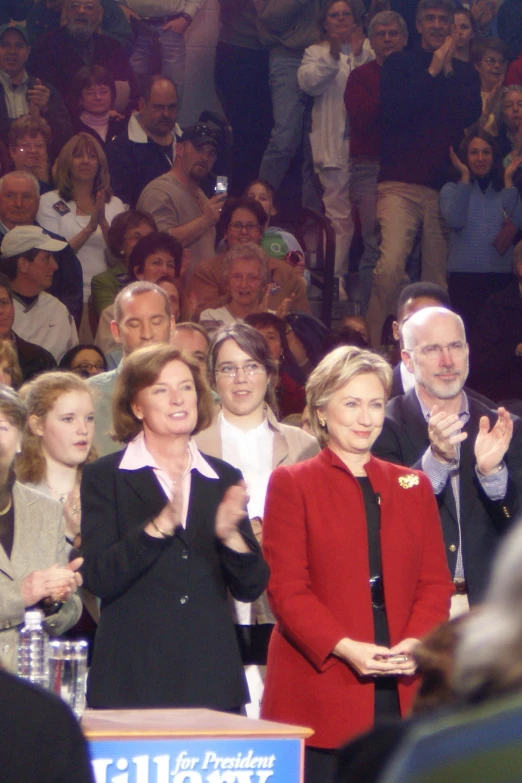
[0,482,82,673]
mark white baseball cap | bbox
[0,226,67,258]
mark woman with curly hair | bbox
[17,372,96,549]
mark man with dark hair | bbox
[137,124,226,270]
[365,0,482,348]
[0,225,78,361]
[106,75,181,207]
[0,270,56,380]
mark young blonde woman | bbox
[17,372,96,549]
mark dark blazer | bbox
[372,389,522,604]
[80,448,269,710]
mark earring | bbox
[136,414,143,421]
[318,416,326,428]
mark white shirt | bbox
[36,193,126,302]
[220,412,273,625]
[220,412,274,520]
[13,291,78,361]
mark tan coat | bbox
[0,483,82,673]
[188,252,311,318]
[195,408,320,624]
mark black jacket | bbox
[372,389,522,604]
[81,449,269,709]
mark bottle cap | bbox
[24,609,44,628]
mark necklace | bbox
[0,496,12,515]
[46,482,79,516]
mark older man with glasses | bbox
[373,306,522,616]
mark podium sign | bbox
[90,736,301,783]
[83,708,312,783]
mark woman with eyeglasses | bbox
[188,197,310,318]
[59,344,108,379]
[471,37,509,136]
[80,343,268,709]
[195,323,319,713]
[298,0,374,300]
[199,243,273,333]
[261,347,452,783]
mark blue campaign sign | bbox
[89,736,302,783]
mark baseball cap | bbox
[181,124,222,150]
[1,226,67,258]
[0,24,30,45]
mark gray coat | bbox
[0,482,82,673]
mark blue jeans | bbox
[130,22,186,98]
[260,48,321,211]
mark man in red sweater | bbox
[344,11,408,313]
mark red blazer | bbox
[261,448,453,748]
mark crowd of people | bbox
[2,0,522,782]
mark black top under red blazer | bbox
[80,449,268,710]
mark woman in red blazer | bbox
[261,347,453,783]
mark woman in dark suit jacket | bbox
[261,347,453,783]
[81,344,269,710]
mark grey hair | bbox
[368,10,408,39]
[453,521,522,702]
[222,242,271,287]
[401,307,466,350]
[113,280,171,324]
[0,170,40,198]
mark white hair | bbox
[453,521,522,701]
[402,306,466,350]
[0,170,40,198]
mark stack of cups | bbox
[48,639,89,719]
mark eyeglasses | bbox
[215,362,266,379]
[327,10,352,19]
[73,362,106,374]
[229,221,259,232]
[483,56,507,66]
[373,28,402,38]
[405,341,467,359]
[69,1,97,11]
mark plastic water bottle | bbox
[17,609,48,687]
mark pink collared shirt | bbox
[119,432,218,528]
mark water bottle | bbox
[17,609,48,687]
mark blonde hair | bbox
[306,347,392,446]
[0,339,22,389]
[53,132,112,202]
[16,371,96,484]
[112,344,215,444]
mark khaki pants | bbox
[366,181,448,348]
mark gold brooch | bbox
[398,473,419,489]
